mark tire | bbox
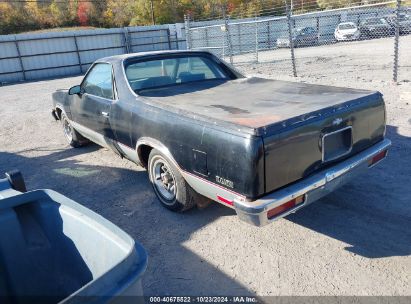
[60,113,87,148]
[148,149,196,212]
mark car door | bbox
[71,63,116,142]
[299,28,309,45]
[296,28,313,46]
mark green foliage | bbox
[0,3,16,34]
[0,0,395,35]
[316,0,350,10]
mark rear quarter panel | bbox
[128,101,265,199]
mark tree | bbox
[316,0,350,9]
[0,2,15,34]
[49,0,67,27]
[129,0,153,26]
[0,0,363,35]
[77,2,95,26]
[105,0,136,27]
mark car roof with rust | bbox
[96,50,207,64]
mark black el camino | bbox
[52,51,391,226]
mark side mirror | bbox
[68,85,82,96]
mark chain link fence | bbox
[185,0,411,83]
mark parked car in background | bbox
[51,51,390,227]
[384,13,411,35]
[277,27,319,48]
[334,22,360,41]
[359,17,395,38]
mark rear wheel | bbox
[61,113,87,148]
[148,149,196,212]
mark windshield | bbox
[339,23,356,30]
[292,27,316,37]
[125,55,231,92]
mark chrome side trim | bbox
[117,142,139,163]
[234,139,391,226]
[54,103,67,119]
[70,121,111,149]
[70,121,128,157]
[181,171,238,209]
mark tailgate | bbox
[263,92,386,193]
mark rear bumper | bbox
[234,139,391,227]
[276,40,290,48]
[335,35,360,41]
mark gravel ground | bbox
[233,35,411,83]
[0,38,410,297]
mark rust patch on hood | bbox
[210,105,250,115]
[226,114,283,128]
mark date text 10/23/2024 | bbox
[149,297,258,303]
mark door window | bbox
[82,63,114,99]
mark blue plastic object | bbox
[0,181,147,304]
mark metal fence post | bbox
[237,24,242,54]
[14,38,26,81]
[184,14,191,50]
[123,28,131,53]
[73,35,82,73]
[284,0,297,77]
[166,29,172,50]
[393,0,401,83]
[223,8,233,64]
[205,27,209,48]
[255,12,259,63]
[222,27,226,59]
[175,30,179,50]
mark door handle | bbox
[101,111,109,117]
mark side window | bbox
[82,63,114,99]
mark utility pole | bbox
[150,0,156,25]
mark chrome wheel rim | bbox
[63,118,73,142]
[152,158,176,202]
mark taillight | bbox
[267,195,305,219]
[217,195,233,206]
[368,150,387,167]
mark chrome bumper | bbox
[234,139,391,227]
